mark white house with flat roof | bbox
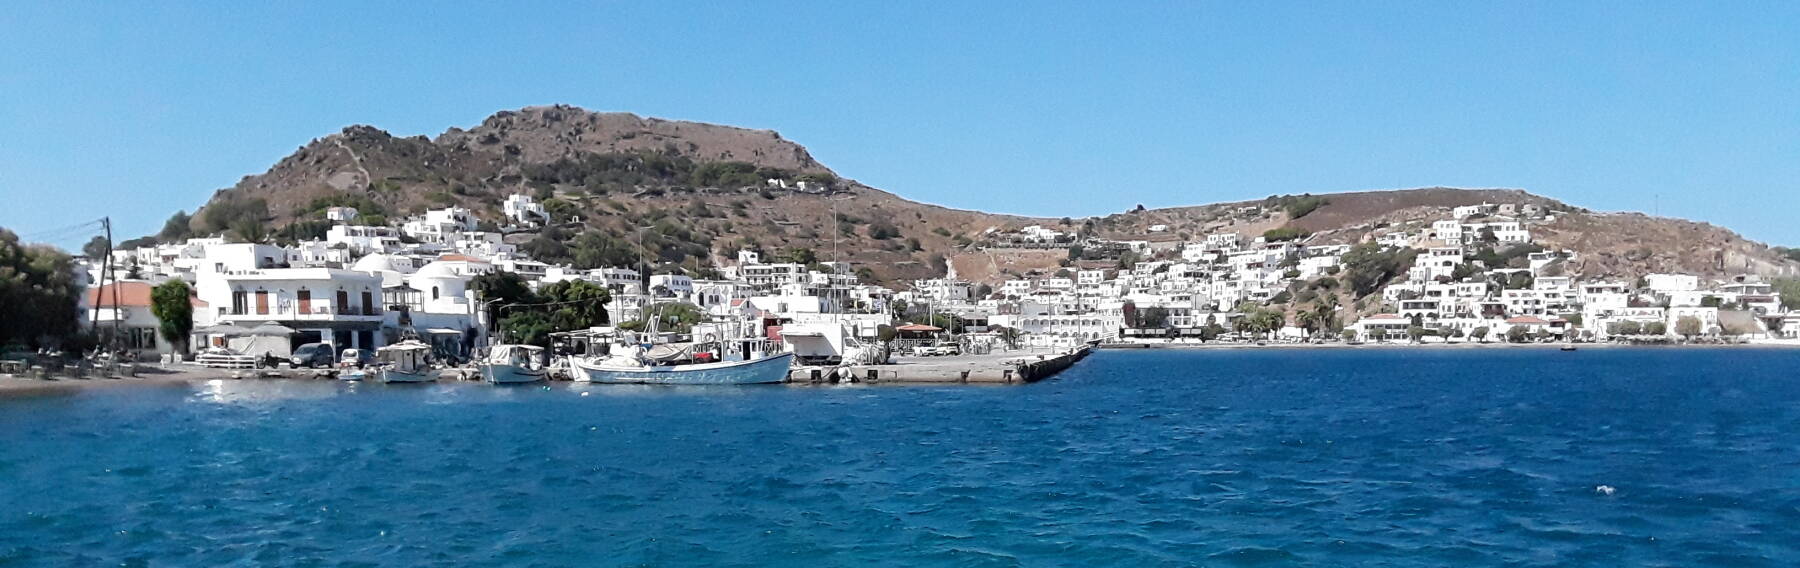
[193,267,386,351]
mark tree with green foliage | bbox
[149,280,195,355]
[1610,320,1643,336]
[1136,307,1171,329]
[1295,310,1321,337]
[1241,308,1286,338]
[76,236,111,260]
[1774,278,1800,311]
[1505,327,1529,343]
[158,211,194,242]
[1115,250,1141,270]
[1340,242,1418,297]
[1407,325,1429,343]
[1471,326,1490,343]
[1675,316,1703,339]
[1262,227,1311,242]
[1340,328,1358,343]
[229,217,268,243]
[993,325,1021,349]
[0,229,84,349]
[201,197,269,236]
[1281,195,1329,219]
[521,234,573,265]
[571,230,638,269]
[1201,322,1227,342]
[472,271,537,320]
[538,279,611,331]
[778,246,817,265]
[621,302,707,334]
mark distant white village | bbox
[80,195,1799,363]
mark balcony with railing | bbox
[224,300,382,322]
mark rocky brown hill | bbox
[178,105,1798,285]
[186,105,1037,283]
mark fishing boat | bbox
[479,344,547,384]
[568,347,793,385]
[376,340,436,383]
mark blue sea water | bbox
[3,347,1799,566]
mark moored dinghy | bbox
[480,344,547,384]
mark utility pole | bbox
[102,217,121,353]
[637,225,654,326]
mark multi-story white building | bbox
[1453,203,1496,219]
[193,267,386,351]
[1645,273,1699,294]
[649,274,695,299]
[503,194,549,226]
[402,207,478,243]
[327,225,402,254]
[1432,220,1464,244]
[1462,220,1530,244]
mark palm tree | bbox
[1295,311,1319,338]
[996,326,1021,349]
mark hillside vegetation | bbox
[168,105,1798,284]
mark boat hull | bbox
[572,352,793,385]
[480,363,546,384]
[380,368,437,383]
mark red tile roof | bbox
[85,281,205,308]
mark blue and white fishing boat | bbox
[376,341,436,383]
[479,344,546,384]
[569,349,792,385]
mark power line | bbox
[18,219,105,240]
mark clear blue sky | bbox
[4,1,1797,248]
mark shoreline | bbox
[0,369,208,400]
[7,340,1796,399]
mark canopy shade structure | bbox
[196,323,251,337]
[895,324,943,333]
[248,323,297,336]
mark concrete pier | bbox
[803,345,1093,385]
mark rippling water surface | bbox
[4,347,1800,566]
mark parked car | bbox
[339,348,374,368]
[290,343,336,368]
[912,343,961,357]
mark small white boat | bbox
[337,348,370,381]
[569,349,793,385]
[480,344,547,384]
[376,341,437,383]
